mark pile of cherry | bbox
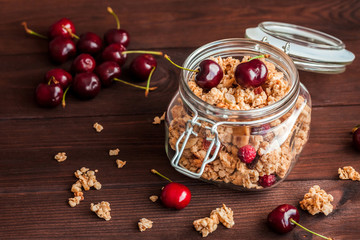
[23,7,158,108]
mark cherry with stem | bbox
[113,78,157,91]
[104,7,130,47]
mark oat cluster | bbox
[153,112,166,124]
[193,204,234,237]
[90,201,111,221]
[116,159,126,168]
[149,195,158,202]
[299,185,334,216]
[93,122,104,132]
[338,166,360,181]
[109,148,120,156]
[138,218,153,232]
[54,152,67,162]
[68,167,102,207]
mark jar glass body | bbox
[165,38,311,191]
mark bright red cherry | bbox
[195,60,223,90]
[72,73,101,99]
[235,59,268,88]
[267,204,299,234]
[151,169,191,210]
[48,18,75,39]
[48,36,76,63]
[130,54,157,81]
[104,7,130,47]
[352,127,360,151]
[77,32,103,55]
[95,61,121,87]
[259,175,276,188]
[71,53,96,73]
[35,82,63,107]
[45,68,72,89]
[101,43,127,66]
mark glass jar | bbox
[165,38,311,190]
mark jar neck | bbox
[179,38,300,125]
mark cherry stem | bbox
[145,67,156,97]
[121,50,164,56]
[48,76,58,85]
[113,78,157,91]
[62,86,70,108]
[62,25,79,39]
[248,54,270,62]
[151,169,172,182]
[352,125,360,133]
[107,6,120,29]
[164,54,199,73]
[21,22,48,40]
[290,219,332,240]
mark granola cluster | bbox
[54,152,67,162]
[149,195,158,202]
[299,185,334,216]
[338,166,360,181]
[193,204,234,237]
[109,148,120,156]
[116,159,126,168]
[68,167,102,207]
[93,122,104,132]
[138,218,153,232]
[153,112,166,124]
[90,201,111,221]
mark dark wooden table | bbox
[1,0,360,239]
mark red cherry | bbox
[35,83,63,107]
[130,54,157,81]
[259,175,276,188]
[101,43,127,66]
[353,127,360,151]
[104,7,130,47]
[45,68,72,89]
[161,182,191,210]
[77,32,103,55]
[95,61,121,87]
[71,53,96,73]
[267,204,299,234]
[235,59,268,88]
[195,60,223,90]
[48,18,75,39]
[72,73,101,99]
[48,36,76,63]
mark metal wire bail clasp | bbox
[170,114,222,179]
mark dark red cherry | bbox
[48,36,76,63]
[101,43,127,66]
[72,73,101,99]
[104,29,130,47]
[267,204,299,233]
[259,175,276,188]
[353,127,360,151]
[44,68,72,89]
[71,53,96,73]
[35,83,63,107]
[195,60,223,90]
[130,54,157,81]
[95,61,121,87]
[77,32,103,55]
[48,18,75,39]
[235,59,268,88]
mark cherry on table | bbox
[48,18,75,39]
[48,36,76,63]
[101,43,127,66]
[72,72,101,99]
[95,61,121,87]
[77,32,103,55]
[352,126,360,151]
[235,56,268,88]
[151,169,191,210]
[71,53,96,73]
[45,68,72,89]
[130,54,157,81]
[104,7,130,47]
[35,82,63,107]
[195,59,223,90]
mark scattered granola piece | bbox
[138,218,153,232]
[338,166,360,181]
[93,122,104,132]
[149,195,158,202]
[210,204,234,228]
[90,201,111,221]
[68,196,82,207]
[54,152,67,162]
[109,148,120,156]
[74,191,84,200]
[193,217,218,237]
[299,185,334,216]
[160,112,166,121]
[152,112,166,124]
[116,159,126,168]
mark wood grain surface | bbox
[1,0,360,239]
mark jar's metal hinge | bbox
[261,36,290,54]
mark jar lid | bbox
[245,21,355,74]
